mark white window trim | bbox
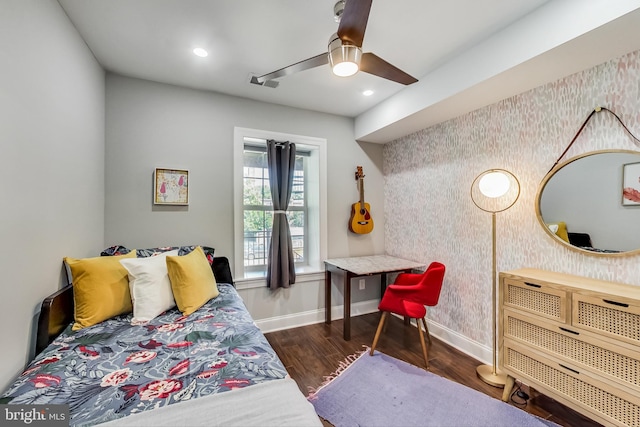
[233,127,327,283]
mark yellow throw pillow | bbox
[65,252,136,330]
[166,246,219,316]
[556,221,569,243]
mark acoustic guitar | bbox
[349,166,374,234]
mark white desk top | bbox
[324,255,425,275]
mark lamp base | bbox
[476,364,507,388]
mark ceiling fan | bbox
[252,0,418,87]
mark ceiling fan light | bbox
[329,41,362,77]
[333,60,359,77]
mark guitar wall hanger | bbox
[349,166,374,234]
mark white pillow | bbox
[120,250,179,324]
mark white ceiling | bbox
[57,0,640,143]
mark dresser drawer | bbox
[503,309,640,392]
[503,343,640,427]
[502,277,568,323]
[500,269,640,426]
[573,293,640,347]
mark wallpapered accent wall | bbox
[383,49,640,347]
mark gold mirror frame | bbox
[536,149,640,257]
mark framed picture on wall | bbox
[622,162,640,206]
[154,168,189,205]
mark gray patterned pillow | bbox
[101,245,215,265]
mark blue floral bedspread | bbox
[1,284,288,426]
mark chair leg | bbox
[416,317,429,369]
[421,317,431,345]
[370,311,388,356]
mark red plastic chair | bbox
[369,262,446,369]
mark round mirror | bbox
[536,149,640,256]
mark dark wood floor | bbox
[265,312,602,427]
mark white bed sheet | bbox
[99,377,322,427]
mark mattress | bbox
[1,283,320,426]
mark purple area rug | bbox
[308,350,558,427]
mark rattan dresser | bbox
[498,268,640,427]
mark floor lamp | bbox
[470,169,520,387]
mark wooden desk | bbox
[325,255,425,340]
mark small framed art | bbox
[622,162,640,206]
[154,168,189,205]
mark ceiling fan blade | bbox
[337,0,372,47]
[360,53,418,85]
[255,53,328,84]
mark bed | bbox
[1,245,321,427]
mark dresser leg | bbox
[501,375,515,402]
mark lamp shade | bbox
[471,169,520,213]
[479,171,510,198]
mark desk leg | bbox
[325,269,331,324]
[344,272,354,340]
[396,269,414,325]
[380,272,387,297]
[402,268,413,325]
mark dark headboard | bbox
[35,256,234,355]
[210,256,234,285]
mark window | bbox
[242,145,306,271]
[234,128,327,280]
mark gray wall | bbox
[104,74,385,322]
[0,0,105,390]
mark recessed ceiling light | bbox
[362,90,374,96]
[193,48,208,57]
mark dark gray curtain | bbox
[266,140,296,289]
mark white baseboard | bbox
[255,299,380,333]
[417,316,491,365]
[256,299,491,365]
